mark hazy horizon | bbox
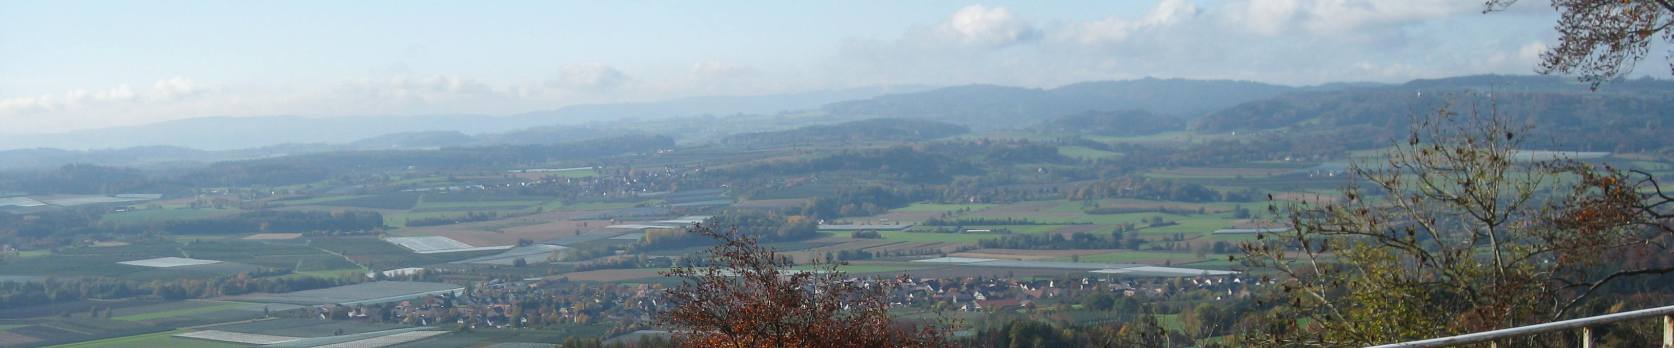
[6,0,1660,134]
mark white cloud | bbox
[149,77,199,101]
[97,85,138,102]
[825,0,1564,87]
[1518,41,1549,62]
[1225,0,1477,37]
[0,78,205,118]
[690,62,758,80]
[938,5,1040,47]
[547,64,632,91]
[1065,0,1198,46]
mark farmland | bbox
[3,77,1671,347]
[49,330,241,348]
[0,152,1380,347]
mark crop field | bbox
[398,212,615,247]
[181,239,357,271]
[385,236,478,252]
[869,231,993,243]
[242,233,302,240]
[0,243,184,277]
[50,330,242,348]
[100,208,238,226]
[34,195,158,207]
[311,237,501,269]
[1057,145,1122,160]
[551,167,599,178]
[826,198,1264,251]
[122,262,271,280]
[452,244,568,265]
[410,200,543,212]
[968,202,1236,237]
[391,326,612,348]
[198,318,411,339]
[91,300,277,328]
[118,257,221,268]
[0,317,161,347]
[271,194,372,206]
[733,198,809,210]
[111,302,249,322]
[226,281,462,306]
[1053,250,1218,264]
[950,249,1113,261]
[537,200,642,212]
[1077,198,1243,214]
[894,203,995,213]
[321,192,424,210]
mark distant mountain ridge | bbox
[6,75,1664,171]
[0,85,927,151]
[820,78,1299,129]
[720,118,969,147]
[1192,75,1674,152]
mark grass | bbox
[1059,250,1212,264]
[1154,314,1184,331]
[308,192,422,210]
[392,176,450,185]
[0,243,185,277]
[1058,145,1122,160]
[388,210,487,228]
[47,329,241,348]
[536,200,641,212]
[272,194,371,205]
[1134,216,1234,237]
[412,200,544,211]
[550,167,598,178]
[1087,131,1241,145]
[975,207,1234,237]
[112,302,242,322]
[867,231,993,243]
[291,268,365,279]
[893,203,993,213]
[101,208,239,226]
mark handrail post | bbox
[1581,326,1593,348]
[1664,315,1672,348]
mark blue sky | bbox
[0,0,1642,133]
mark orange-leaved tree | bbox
[660,224,953,348]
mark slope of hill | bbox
[1192,75,1674,152]
[821,78,1295,129]
[1033,110,1184,136]
[720,118,969,147]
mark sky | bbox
[0,0,1651,133]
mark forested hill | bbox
[1033,110,1185,136]
[720,118,968,147]
[1191,75,1674,152]
[820,78,1295,129]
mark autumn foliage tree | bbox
[1239,99,1674,346]
[1487,0,1674,88]
[660,224,953,348]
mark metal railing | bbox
[1368,305,1674,348]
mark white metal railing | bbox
[1367,305,1674,348]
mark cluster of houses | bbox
[883,274,1258,312]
